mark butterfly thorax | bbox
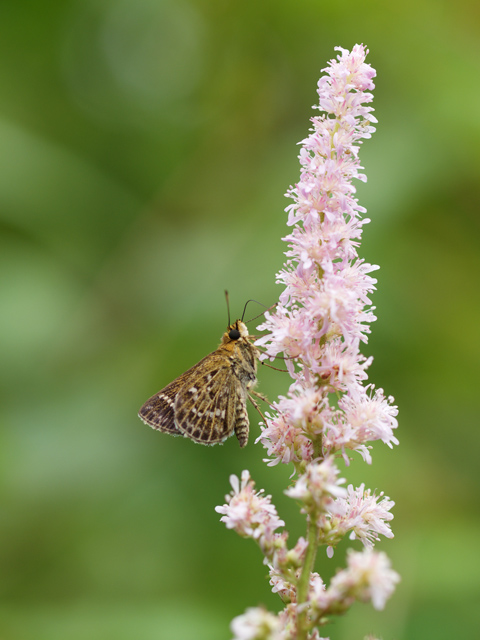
[218,320,258,390]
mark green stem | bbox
[296,514,319,639]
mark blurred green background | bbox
[1,1,479,639]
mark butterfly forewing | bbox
[174,359,238,444]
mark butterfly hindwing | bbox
[138,374,185,435]
[138,355,214,435]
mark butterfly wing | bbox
[138,371,189,435]
[173,354,239,445]
[138,352,217,435]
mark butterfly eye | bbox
[229,329,241,340]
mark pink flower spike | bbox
[218,45,399,640]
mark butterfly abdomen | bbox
[234,395,250,448]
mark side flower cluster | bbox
[216,45,400,640]
[215,470,285,558]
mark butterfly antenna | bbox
[242,299,265,322]
[243,301,277,324]
[225,290,231,326]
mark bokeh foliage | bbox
[1,1,479,639]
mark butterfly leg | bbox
[247,393,267,423]
[259,360,288,372]
[250,389,275,409]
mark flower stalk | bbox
[295,516,319,639]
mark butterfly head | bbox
[222,320,249,344]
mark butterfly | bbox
[138,319,261,447]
